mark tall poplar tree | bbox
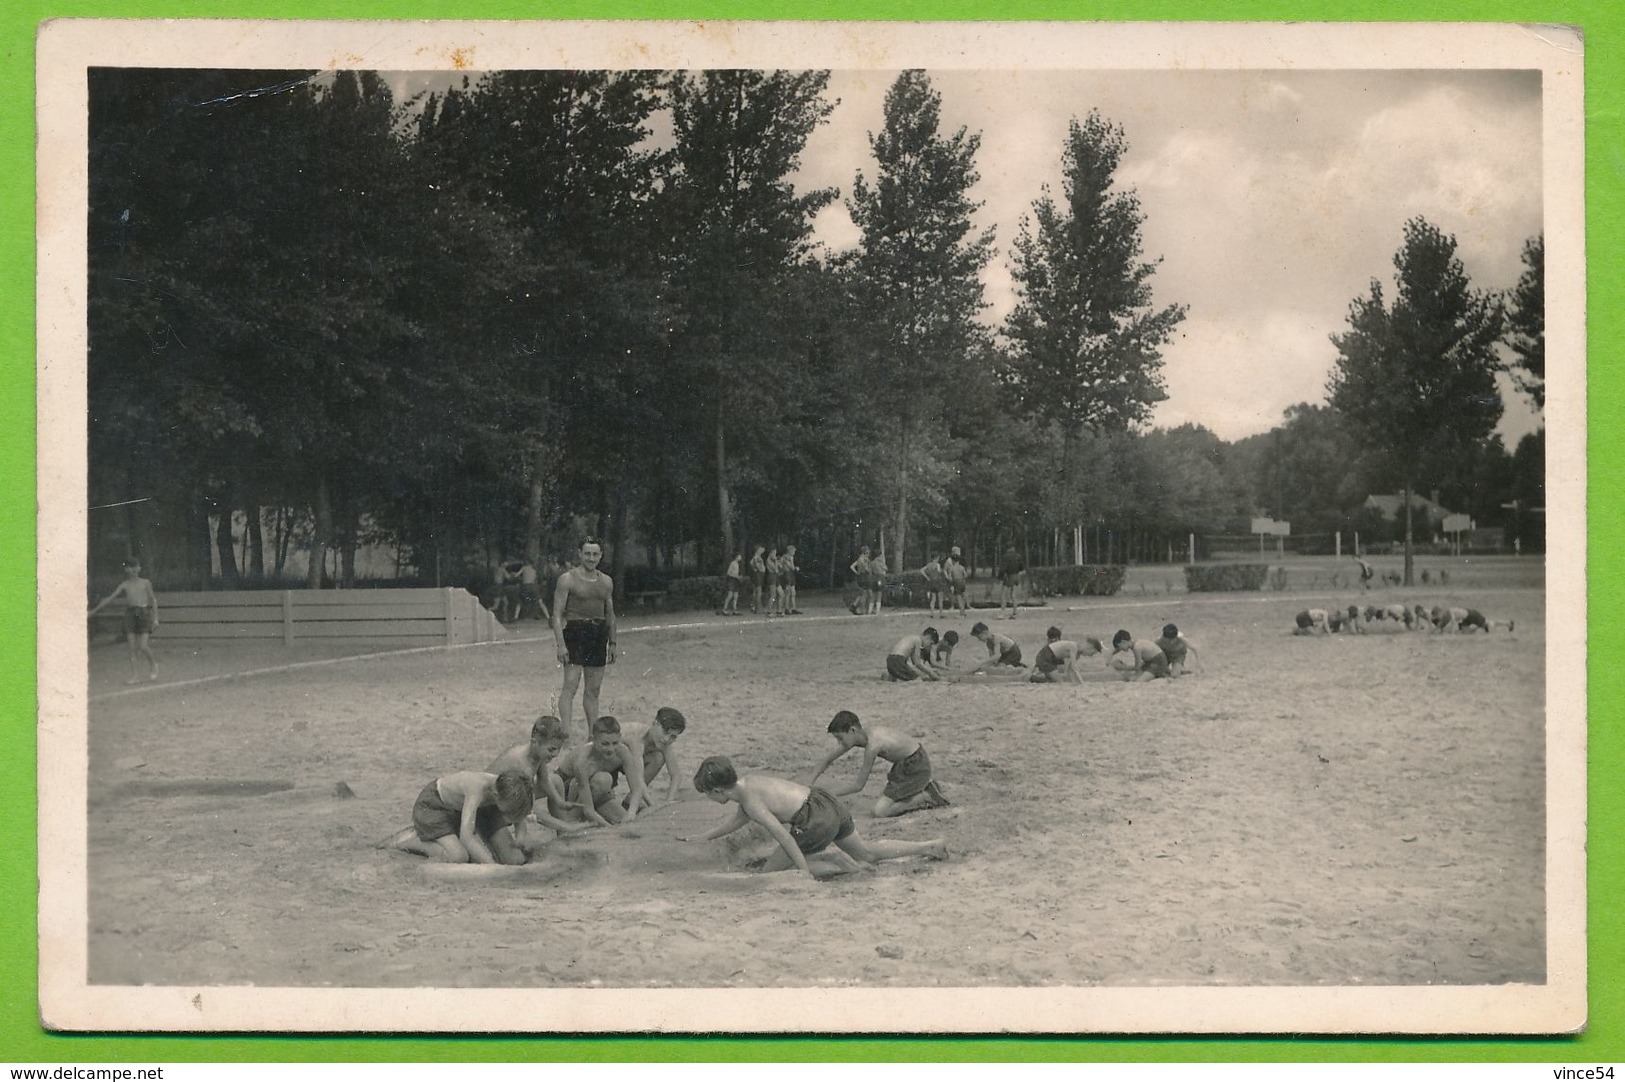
[1505,233,1544,410]
[849,70,993,572]
[1328,217,1505,585]
[999,110,1186,505]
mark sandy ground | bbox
[85,559,1546,990]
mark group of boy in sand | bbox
[384,704,949,880]
[1293,603,1514,635]
[883,621,1200,684]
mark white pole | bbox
[1354,531,1361,557]
[1188,533,1195,564]
[1335,531,1342,559]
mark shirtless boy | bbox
[930,629,960,668]
[1110,630,1171,681]
[484,714,592,841]
[782,545,801,614]
[551,716,648,827]
[806,710,950,817]
[1029,626,1100,683]
[720,552,743,616]
[552,536,617,737]
[969,621,1025,671]
[918,553,947,616]
[88,558,160,683]
[388,770,535,865]
[943,548,970,617]
[685,755,947,879]
[885,629,942,682]
[1431,606,1512,633]
[1152,623,1199,676]
[1293,608,1332,635]
[619,707,688,810]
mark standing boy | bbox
[806,710,949,817]
[999,546,1025,619]
[918,553,947,617]
[88,558,159,684]
[684,756,947,879]
[721,552,743,616]
[943,548,970,617]
[750,545,768,614]
[552,537,617,738]
[781,545,801,614]
[850,546,874,616]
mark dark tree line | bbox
[87,69,1541,597]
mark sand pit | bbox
[85,568,1549,995]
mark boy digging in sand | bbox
[885,628,942,681]
[485,715,593,842]
[619,707,688,811]
[969,621,1025,671]
[551,716,649,827]
[1028,627,1103,684]
[683,756,947,879]
[805,710,949,817]
[388,770,535,865]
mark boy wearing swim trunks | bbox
[750,545,768,614]
[684,756,946,878]
[765,547,783,616]
[1152,623,1199,677]
[782,545,801,614]
[807,710,949,817]
[1293,608,1332,635]
[969,621,1025,671]
[1029,626,1093,684]
[88,558,160,683]
[1110,630,1171,681]
[389,770,535,865]
[931,629,959,668]
[944,547,970,617]
[918,554,947,616]
[885,629,941,681]
[620,707,688,810]
[552,716,648,827]
[551,537,617,738]
[721,552,743,616]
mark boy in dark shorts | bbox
[1110,630,1171,681]
[999,546,1024,619]
[1292,608,1332,635]
[885,629,941,681]
[930,629,960,668]
[1432,605,1512,633]
[721,552,743,616]
[918,553,947,616]
[806,710,949,817]
[551,537,617,738]
[88,558,160,683]
[1029,626,1098,683]
[944,548,970,617]
[750,545,768,614]
[969,621,1025,671]
[387,770,535,865]
[552,715,648,827]
[782,545,801,614]
[683,756,947,878]
[485,714,592,843]
[1152,623,1199,676]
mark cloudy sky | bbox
[389,65,1544,444]
[795,69,1544,443]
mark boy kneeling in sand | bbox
[619,706,688,811]
[486,714,593,844]
[805,710,949,817]
[969,621,1025,672]
[683,756,946,879]
[388,770,535,865]
[1152,624,1200,676]
[1110,630,1171,681]
[885,628,942,681]
[551,716,649,827]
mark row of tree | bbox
[87,67,1543,594]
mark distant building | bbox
[1362,490,1453,530]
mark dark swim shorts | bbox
[787,787,855,854]
[1034,644,1059,675]
[124,606,153,635]
[1141,650,1171,679]
[411,781,509,842]
[563,619,610,667]
[998,643,1024,667]
[883,746,933,801]
[885,654,918,681]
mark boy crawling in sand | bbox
[1028,626,1104,683]
[1110,630,1171,681]
[551,715,649,827]
[804,710,949,817]
[683,756,947,879]
[388,770,535,864]
[618,706,688,811]
[1152,624,1199,677]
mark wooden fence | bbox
[131,588,506,646]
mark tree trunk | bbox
[340,496,358,589]
[715,398,735,559]
[1403,478,1415,586]
[188,495,212,590]
[525,441,547,568]
[246,499,265,582]
[610,482,628,602]
[215,499,240,588]
[308,475,331,590]
[892,428,911,575]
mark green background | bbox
[3,1,1615,1065]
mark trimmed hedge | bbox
[1183,563,1271,592]
[666,575,729,610]
[1025,564,1127,598]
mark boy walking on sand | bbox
[683,756,947,879]
[89,558,160,683]
[806,710,949,817]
